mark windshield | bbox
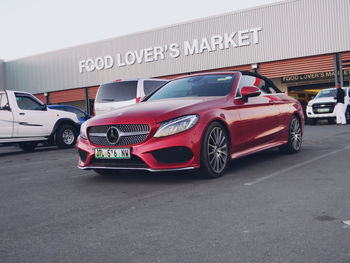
[147,74,235,101]
[315,88,346,98]
[95,81,137,103]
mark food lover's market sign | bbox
[79,27,263,73]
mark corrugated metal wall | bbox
[4,0,350,94]
[259,54,335,78]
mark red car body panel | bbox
[77,72,304,172]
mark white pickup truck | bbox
[306,87,350,125]
[0,90,80,151]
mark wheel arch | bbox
[51,118,79,137]
[200,118,232,157]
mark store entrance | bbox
[288,81,349,105]
[287,81,349,121]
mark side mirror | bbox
[241,86,261,102]
[41,104,47,111]
[1,104,11,111]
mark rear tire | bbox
[56,124,77,149]
[19,142,38,152]
[199,122,229,179]
[279,115,302,154]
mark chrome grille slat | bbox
[88,124,150,146]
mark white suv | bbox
[94,79,168,116]
[306,87,350,125]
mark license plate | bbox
[95,148,131,159]
[317,108,330,113]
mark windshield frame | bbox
[144,73,237,102]
[315,88,346,99]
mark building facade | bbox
[2,0,350,113]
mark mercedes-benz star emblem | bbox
[106,126,120,144]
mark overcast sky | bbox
[0,0,282,61]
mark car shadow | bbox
[225,148,285,174]
[0,145,74,158]
[84,148,285,185]
[85,169,199,185]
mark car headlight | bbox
[154,115,199,138]
[80,121,88,140]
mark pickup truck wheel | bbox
[56,124,77,149]
[19,142,38,152]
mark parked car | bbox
[94,78,168,116]
[0,90,80,151]
[77,71,304,178]
[48,105,91,124]
[306,87,350,125]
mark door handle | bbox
[19,112,25,115]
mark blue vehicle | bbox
[48,105,91,124]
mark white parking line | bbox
[244,145,350,186]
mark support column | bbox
[85,87,90,115]
[334,54,339,85]
[338,53,344,87]
[44,92,50,105]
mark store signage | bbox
[79,27,263,73]
[281,70,350,83]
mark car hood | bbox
[308,97,336,105]
[48,108,80,123]
[88,97,226,125]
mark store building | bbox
[1,0,350,114]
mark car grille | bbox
[88,124,150,146]
[312,102,335,114]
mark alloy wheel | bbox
[207,127,228,174]
[290,117,302,151]
[62,129,75,145]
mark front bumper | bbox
[306,107,336,119]
[76,125,203,172]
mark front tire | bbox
[56,124,77,149]
[199,122,229,179]
[279,115,302,154]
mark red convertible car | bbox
[77,71,304,178]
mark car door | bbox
[233,75,281,152]
[0,92,14,138]
[13,93,52,137]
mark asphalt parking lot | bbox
[1,124,350,263]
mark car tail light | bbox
[136,97,142,103]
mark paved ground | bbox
[0,124,350,263]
